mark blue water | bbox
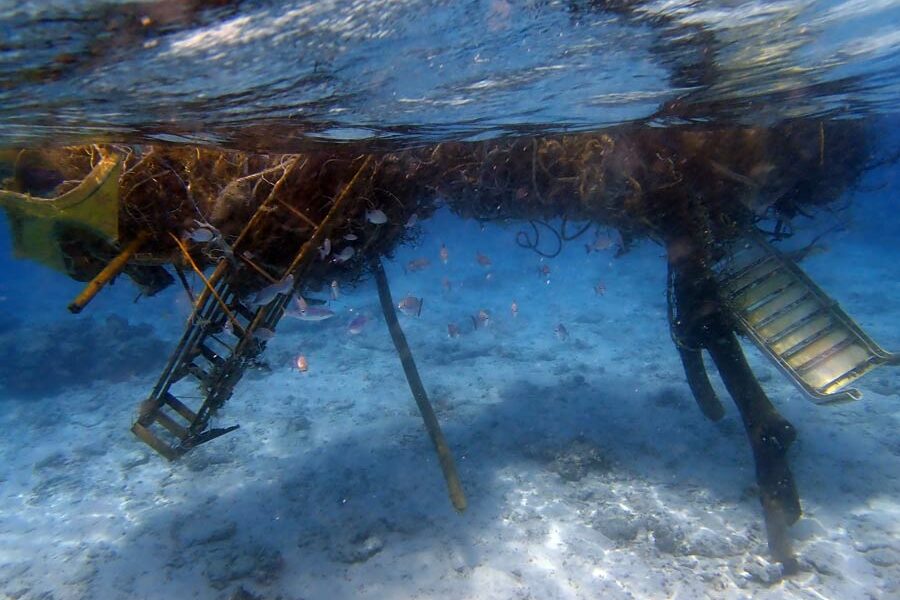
[1,2,900,599]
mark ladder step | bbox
[794,336,855,373]
[752,290,813,329]
[818,360,872,395]
[155,410,189,438]
[197,343,225,366]
[233,302,257,320]
[735,277,798,313]
[721,256,780,296]
[714,231,900,404]
[717,246,769,278]
[131,422,180,461]
[206,333,236,355]
[185,362,211,381]
[766,308,830,345]
[781,322,839,360]
[162,392,197,422]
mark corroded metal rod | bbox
[67,231,149,313]
[677,346,725,422]
[669,247,799,573]
[372,257,467,512]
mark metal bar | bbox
[753,291,813,329]
[283,155,374,277]
[373,257,467,513]
[795,337,855,373]
[779,321,837,359]
[276,197,320,229]
[68,232,150,313]
[238,252,278,283]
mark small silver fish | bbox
[347,314,368,335]
[405,258,431,273]
[332,246,355,263]
[250,274,294,307]
[585,232,616,254]
[366,209,388,224]
[343,233,358,241]
[184,219,222,243]
[319,238,332,260]
[287,297,335,321]
[186,226,216,243]
[253,327,276,341]
[397,294,423,317]
[471,309,490,329]
[330,280,340,300]
[405,213,418,228]
[554,323,569,341]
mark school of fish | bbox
[227,209,617,373]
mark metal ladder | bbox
[132,155,372,459]
[713,231,900,404]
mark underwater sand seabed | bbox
[0,166,898,599]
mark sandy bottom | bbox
[0,206,899,600]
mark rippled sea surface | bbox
[2,0,900,148]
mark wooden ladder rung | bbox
[155,410,189,439]
[131,422,180,461]
[197,343,225,366]
[163,392,197,422]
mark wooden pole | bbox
[372,257,467,513]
